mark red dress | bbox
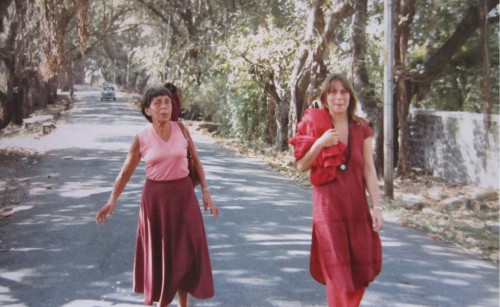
[290,109,382,292]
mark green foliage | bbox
[208,18,298,143]
[410,0,470,58]
[228,80,267,140]
[2,0,497,137]
[99,0,500,121]
[418,23,499,114]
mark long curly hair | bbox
[319,73,363,124]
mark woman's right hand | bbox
[96,201,116,224]
[297,128,340,173]
[317,128,340,148]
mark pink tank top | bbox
[137,123,189,181]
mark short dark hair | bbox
[163,82,181,121]
[140,86,173,123]
[164,82,177,95]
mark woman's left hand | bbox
[371,209,384,232]
[202,190,219,219]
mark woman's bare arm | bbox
[96,136,141,223]
[363,137,383,231]
[182,123,219,219]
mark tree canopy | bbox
[0,0,498,175]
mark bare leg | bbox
[177,289,188,307]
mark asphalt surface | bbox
[0,86,498,307]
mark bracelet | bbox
[373,206,383,211]
[202,187,210,191]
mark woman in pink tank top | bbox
[96,86,219,307]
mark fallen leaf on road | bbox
[2,210,13,217]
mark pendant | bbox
[339,164,346,171]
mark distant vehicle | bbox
[101,86,116,101]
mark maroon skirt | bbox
[133,176,214,306]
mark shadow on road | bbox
[0,89,497,307]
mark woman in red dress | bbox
[289,73,383,306]
[96,86,219,307]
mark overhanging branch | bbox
[412,0,499,100]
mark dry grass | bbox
[0,148,39,220]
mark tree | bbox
[0,0,90,129]
[394,0,499,176]
[135,0,242,85]
[351,0,384,174]
[0,0,36,127]
[212,19,299,144]
[1,0,498,174]
[286,0,355,149]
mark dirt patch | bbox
[0,96,71,139]
[390,175,499,263]
[0,95,71,221]
[0,148,40,221]
[190,122,499,264]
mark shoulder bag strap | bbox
[176,121,195,157]
[177,121,190,142]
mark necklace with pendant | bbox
[338,119,351,171]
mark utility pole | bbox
[383,0,394,198]
[126,52,131,92]
[163,14,171,82]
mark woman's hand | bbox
[96,201,116,224]
[317,128,341,148]
[202,190,219,219]
[371,208,384,232]
[95,137,140,225]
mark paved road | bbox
[0,87,498,307]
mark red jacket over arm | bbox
[288,109,346,186]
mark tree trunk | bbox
[351,0,384,175]
[478,0,492,131]
[275,92,289,151]
[0,0,14,33]
[411,0,498,99]
[287,0,323,142]
[395,0,415,176]
[286,0,355,145]
[394,0,498,175]
[262,76,288,150]
[9,75,24,125]
[0,92,10,130]
[265,88,277,146]
[0,0,25,128]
